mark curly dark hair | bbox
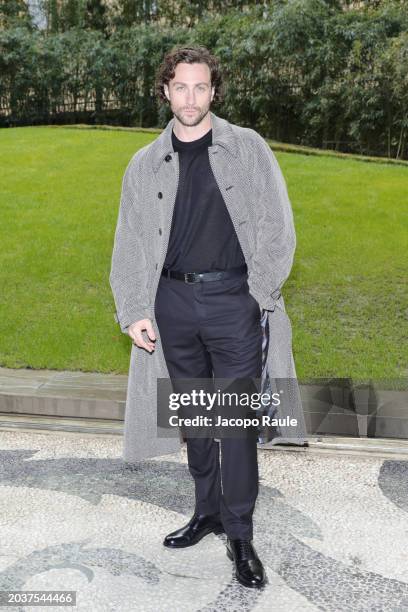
[154,45,225,106]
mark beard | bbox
[172,101,211,127]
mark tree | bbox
[0,0,33,30]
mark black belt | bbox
[161,264,248,284]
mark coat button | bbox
[158,228,162,235]
[165,154,172,162]
[158,192,163,199]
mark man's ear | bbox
[211,86,215,101]
[164,84,170,102]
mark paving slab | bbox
[0,367,126,420]
[1,368,408,440]
[0,430,407,611]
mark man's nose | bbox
[186,90,196,104]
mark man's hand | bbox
[128,318,156,353]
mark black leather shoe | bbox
[163,513,225,548]
[226,538,267,588]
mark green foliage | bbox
[0,0,33,30]
[1,1,408,158]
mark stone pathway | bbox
[0,430,407,611]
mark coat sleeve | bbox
[109,152,152,334]
[246,132,296,312]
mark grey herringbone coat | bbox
[109,110,307,463]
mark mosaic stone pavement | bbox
[0,431,407,612]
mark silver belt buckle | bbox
[184,272,196,283]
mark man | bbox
[109,45,307,590]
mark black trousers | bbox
[154,271,263,540]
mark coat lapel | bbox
[151,110,240,173]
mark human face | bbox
[164,62,215,127]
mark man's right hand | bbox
[128,318,156,353]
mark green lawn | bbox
[0,126,407,385]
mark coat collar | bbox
[151,110,238,173]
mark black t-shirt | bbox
[163,127,246,272]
